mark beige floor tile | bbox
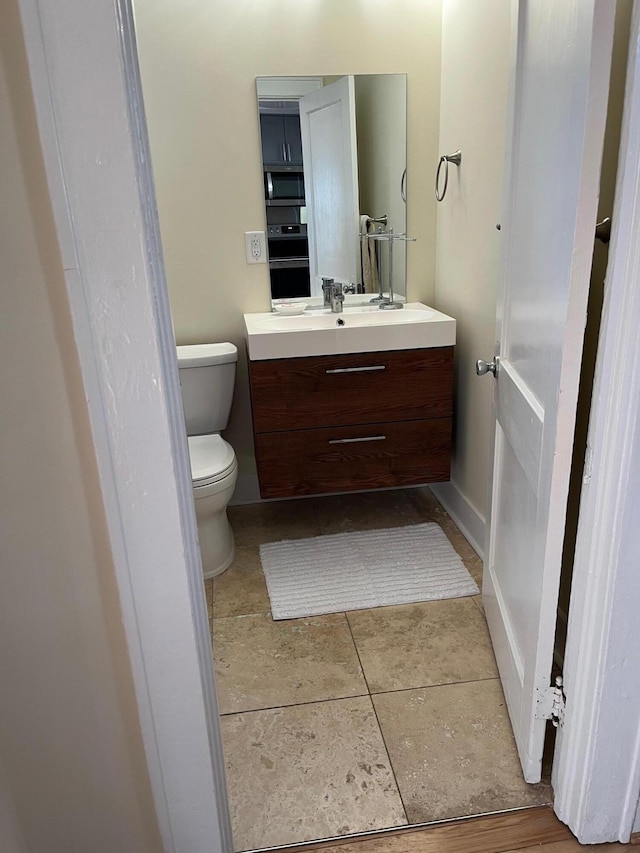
[348,598,498,693]
[312,490,423,536]
[436,518,483,584]
[221,697,407,851]
[408,488,484,586]
[227,499,320,547]
[212,546,270,618]
[473,594,485,615]
[406,486,451,522]
[213,612,367,714]
[373,680,552,824]
[446,527,484,585]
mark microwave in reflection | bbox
[264,170,305,206]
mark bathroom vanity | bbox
[244,303,456,498]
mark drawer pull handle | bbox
[325,365,386,374]
[329,435,387,445]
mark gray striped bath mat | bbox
[259,523,479,620]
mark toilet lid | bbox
[187,435,236,485]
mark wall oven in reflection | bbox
[267,223,310,299]
[269,259,310,299]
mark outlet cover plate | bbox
[245,231,266,264]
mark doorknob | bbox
[476,358,498,377]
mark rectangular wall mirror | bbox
[256,75,408,306]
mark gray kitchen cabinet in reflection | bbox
[260,113,303,168]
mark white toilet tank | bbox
[176,343,238,436]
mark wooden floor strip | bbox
[503,843,631,852]
[295,807,632,853]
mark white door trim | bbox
[553,3,640,843]
[16,1,232,850]
[14,0,640,846]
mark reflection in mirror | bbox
[256,75,407,306]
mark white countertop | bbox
[244,302,456,360]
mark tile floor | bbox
[204,487,551,852]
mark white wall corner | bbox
[230,474,261,506]
[429,480,486,559]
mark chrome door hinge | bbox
[536,675,566,728]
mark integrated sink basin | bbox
[255,307,436,332]
[244,302,456,360]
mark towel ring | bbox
[435,150,462,202]
[401,168,407,203]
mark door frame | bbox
[15,1,233,851]
[299,74,361,294]
[14,0,640,846]
[553,1,640,843]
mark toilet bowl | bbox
[189,435,238,578]
[177,343,239,578]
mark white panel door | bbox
[299,76,360,295]
[481,1,615,783]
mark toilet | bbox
[176,342,239,578]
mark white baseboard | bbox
[429,481,486,559]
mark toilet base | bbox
[196,504,235,579]
[192,462,238,579]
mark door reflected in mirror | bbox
[256,75,407,306]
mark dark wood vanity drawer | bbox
[255,417,452,498]
[248,347,453,433]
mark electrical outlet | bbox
[245,231,266,264]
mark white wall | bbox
[0,4,161,849]
[134,0,442,483]
[434,0,513,528]
[0,759,26,853]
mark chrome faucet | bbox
[321,277,335,308]
[330,282,344,313]
[321,277,344,313]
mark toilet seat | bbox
[187,434,236,487]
